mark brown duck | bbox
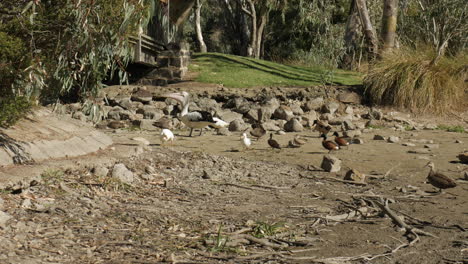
[250,123,266,140]
[313,120,332,136]
[268,133,281,150]
[333,132,349,149]
[293,135,307,146]
[321,134,339,153]
[425,162,457,192]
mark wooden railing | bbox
[129,34,166,65]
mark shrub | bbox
[0,96,32,128]
[364,48,467,114]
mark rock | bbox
[258,107,274,123]
[277,131,286,135]
[132,137,150,145]
[92,166,109,177]
[131,89,153,103]
[245,108,259,122]
[95,121,108,129]
[343,130,362,138]
[217,127,231,136]
[344,105,354,115]
[424,144,439,149]
[355,122,366,129]
[320,155,341,172]
[343,120,355,130]
[373,135,386,140]
[217,110,243,123]
[369,108,383,120]
[464,171,468,180]
[262,121,281,131]
[387,136,400,143]
[423,123,437,130]
[455,139,463,144]
[108,120,126,129]
[409,139,434,144]
[351,138,364,144]
[457,152,468,164]
[366,119,381,128]
[108,109,122,120]
[337,92,361,104]
[72,111,87,122]
[133,119,158,130]
[0,211,12,229]
[226,97,251,114]
[320,113,334,121]
[273,105,294,121]
[118,98,134,111]
[284,119,303,132]
[0,198,3,210]
[402,143,416,147]
[302,97,324,111]
[302,111,318,127]
[145,165,156,174]
[228,119,247,132]
[164,105,174,115]
[344,169,365,182]
[289,102,304,115]
[321,102,340,114]
[195,97,220,112]
[119,110,135,120]
[408,148,431,154]
[112,163,134,184]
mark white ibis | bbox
[163,91,217,136]
[241,132,252,150]
[160,128,174,145]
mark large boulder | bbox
[302,97,324,112]
[112,163,134,184]
[337,92,361,104]
[131,89,153,103]
[273,105,294,121]
[320,155,341,172]
[284,119,303,132]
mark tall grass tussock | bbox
[364,48,467,114]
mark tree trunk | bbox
[355,0,379,59]
[194,0,207,53]
[255,14,267,58]
[341,0,361,69]
[238,0,256,57]
[380,0,398,55]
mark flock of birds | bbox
[151,91,460,193]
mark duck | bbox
[211,117,229,129]
[333,131,349,149]
[321,134,339,153]
[288,139,301,148]
[153,116,173,129]
[160,128,175,146]
[424,162,457,192]
[313,120,332,136]
[163,91,217,137]
[268,133,281,150]
[250,123,266,140]
[240,132,252,150]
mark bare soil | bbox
[0,85,467,264]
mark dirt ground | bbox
[0,85,467,264]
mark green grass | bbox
[436,125,466,133]
[190,53,362,88]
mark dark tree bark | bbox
[341,0,361,69]
[380,0,399,55]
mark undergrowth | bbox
[364,48,467,114]
[0,96,32,128]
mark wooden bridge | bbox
[128,33,166,66]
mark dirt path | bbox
[0,124,467,264]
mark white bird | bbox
[211,117,229,129]
[163,91,217,137]
[241,132,252,150]
[160,129,174,146]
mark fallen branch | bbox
[220,183,270,192]
[237,234,286,249]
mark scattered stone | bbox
[108,120,126,129]
[302,97,323,111]
[320,113,334,121]
[133,119,158,130]
[409,139,434,144]
[320,155,341,172]
[118,98,134,111]
[344,169,365,183]
[277,131,286,135]
[457,152,468,164]
[464,171,468,180]
[424,144,439,149]
[262,121,281,131]
[131,89,153,103]
[202,170,210,179]
[92,166,109,177]
[228,119,247,132]
[402,143,416,147]
[351,138,364,144]
[72,111,87,122]
[366,119,380,127]
[408,148,431,154]
[387,136,400,143]
[373,135,386,140]
[0,211,12,229]
[21,198,32,208]
[343,120,355,130]
[321,102,340,114]
[344,105,354,115]
[369,108,383,120]
[284,119,303,132]
[423,123,437,130]
[273,105,294,121]
[217,127,231,136]
[337,92,361,104]
[417,156,431,160]
[257,107,274,123]
[343,130,362,138]
[289,102,304,115]
[112,163,134,184]
[455,139,463,144]
[0,198,3,210]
